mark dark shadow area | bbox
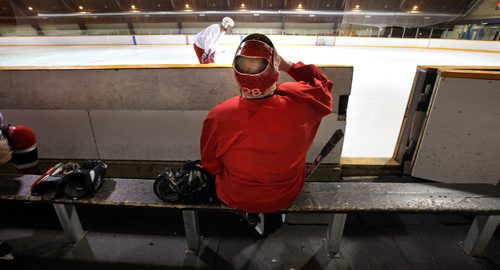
[92,179,117,200]
[0,201,61,230]
[1,190,499,269]
[301,245,337,270]
[0,257,203,270]
[0,176,21,195]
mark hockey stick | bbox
[306,129,344,179]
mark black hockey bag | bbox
[153,160,216,204]
[31,162,79,200]
[64,160,108,199]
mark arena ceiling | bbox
[0,0,482,27]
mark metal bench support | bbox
[462,215,500,257]
[325,213,347,256]
[53,203,85,243]
[182,210,201,254]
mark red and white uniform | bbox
[201,62,333,213]
[193,24,225,64]
[1,125,39,174]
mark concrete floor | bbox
[1,45,499,157]
[0,202,499,270]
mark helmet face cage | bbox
[234,56,269,75]
[233,39,280,98]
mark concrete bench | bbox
[1,174,499,258]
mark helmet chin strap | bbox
[241,83,277,100]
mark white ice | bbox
[0,44,499,157]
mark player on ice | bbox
[193,17,234,64]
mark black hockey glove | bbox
[153,167,180,203]
[31,162,79,200]
[153,160,216,204]
[64,160,108,199]
[176,161,215,203]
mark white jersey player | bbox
[193,17,234,64]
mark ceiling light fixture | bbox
[298,4,303,9]
[131,5,136,9]
[28,6,33,11]
[241,3,246,8]
[185,4,190,8]
[78,6,83,10]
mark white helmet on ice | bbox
[221,17,234,30]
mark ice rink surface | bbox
[1,44,499,157]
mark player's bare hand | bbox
[278,55,293,72]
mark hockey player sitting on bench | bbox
[154,33,333,235]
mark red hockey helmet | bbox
[9,125,37,151]
[233,34,280,99]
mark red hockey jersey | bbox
[201,62,333,213]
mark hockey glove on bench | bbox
[153,160,216,204]
[31,160,108,200]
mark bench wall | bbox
[0,65,352,163]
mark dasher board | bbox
[0,66,350,163]
[411,71,500,184]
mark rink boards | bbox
[0,64,352,164]
[1,64,500,184]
